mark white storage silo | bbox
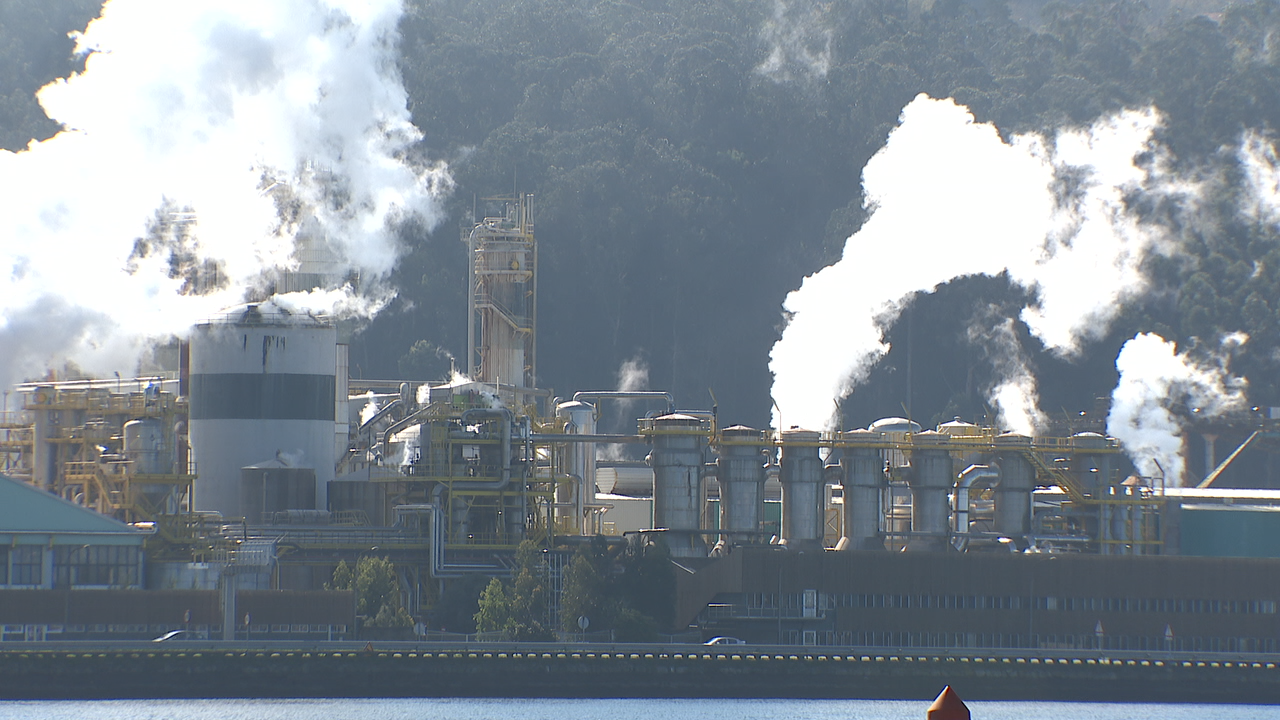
[189,301,337,520]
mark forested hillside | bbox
[6,0,1280,431]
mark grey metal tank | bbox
[646,414,708,557]
[779,429,824,551]
[906,430,953,552]
[839,429,885,551]
[555,400,597,534]
[1071,432,1120,553]
[716,426,767,541]
[993,432,1034,540]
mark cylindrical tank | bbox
[993,432,1034,540]
[240,464,318,524]
[189,301,336,519]
[646,414,707,557]
[907,431,953,552]
[1071,432,1115,554]
[779,429,824,551]
[840,429,885,551]
[556,401,597,534]
[123,417,171,474]
[717,426,766,540]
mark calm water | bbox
[0,698,1276,720]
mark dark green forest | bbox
[6,0,1280,431]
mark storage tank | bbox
[907,431,953,552]
[556,400,597,533]
[646,414,707,557]
[993,432,1034,540]
[189,301,336,519]
[779,429,824,551]
[123,417,171,475]
[717,426,766,540]
[839,429,885,551]
[240,460,318,524]
[1071,432,1116,553]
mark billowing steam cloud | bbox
[769,94,1171,432]
[1106,333,1247,484]
[0,0,450,390]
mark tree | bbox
[473,578,511,634]
[559,536,614,632]
[329,557,412,628]
[471,539,555,641]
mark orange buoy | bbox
[927,685,970,719]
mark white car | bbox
[152,630,197,642]
[703,636,746,645]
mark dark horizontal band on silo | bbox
[190,373,336,421]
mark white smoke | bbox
[0,0,451,391]
[755,0,833,83]
[616,356,649,394]
[1238,130,1280,226]
[769,94,1171,431]
[968,313,1046,435]
[358,391,380,426]
[1106,333,1247,484]
[597,356,650,462]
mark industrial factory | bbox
[3,194,1280,652]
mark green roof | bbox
[0,474,144,542]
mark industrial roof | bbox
[0,474,145,543]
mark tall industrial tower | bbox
[465,194,537,406]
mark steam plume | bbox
[769,94,1168,431]
[597,356,650,462]
[1106,333,1247,484]
[0,0,451,390]
[1238,131,1280,225]
[755,0,833,83]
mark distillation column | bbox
[647,414,708,558]
[779,429,824,552]
[839,429,885,551]
[993,432,1034,542]
[1071,432,1118,554]
[907,431,953,552]
[717,426,767,543]
[555,400,596,534]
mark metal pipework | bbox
[906,430,953,552]
[572,391,675,415]
[716,426,767,541]
[779,429,824,551]
[993,432,1034,541]
[646,413,708,558]
[954,464,998,540]
[839,429,885,551]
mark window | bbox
[10,546,42,586]
[53,545,140,588]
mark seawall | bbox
[3,643,1280,703]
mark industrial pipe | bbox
[953,464,998,551]
[572,391,675,415]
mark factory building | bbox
[5,192,1280,649]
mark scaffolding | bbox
[0,380,195,523]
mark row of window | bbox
[743,592,1279,615]
[0,545,141,588]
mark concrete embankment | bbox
[2,644,1279,703]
